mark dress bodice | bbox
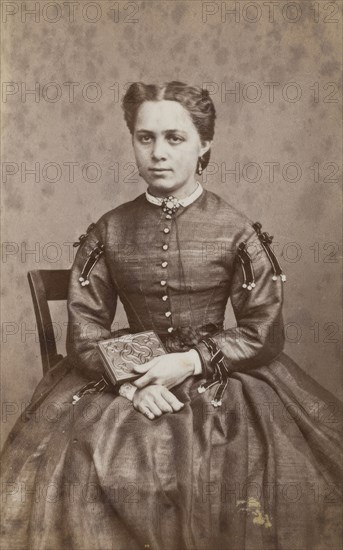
[67,189,285,380]
[100,190,249,335]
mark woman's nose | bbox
[151,138,167,161]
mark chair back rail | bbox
[27,270,70,374]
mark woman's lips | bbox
[149,168,172,177]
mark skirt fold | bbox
[1,352,342,550]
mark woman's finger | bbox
[153,393,173,413]
[161,389,184,411]
[133,357,159,374]
[133,364,152,374]
[140,407,155,421]
[133,372,153,389]
[144,401,163,418]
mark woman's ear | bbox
[200,140,212,157]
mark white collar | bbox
[145,181,203,208]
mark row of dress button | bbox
[160,216,173,333]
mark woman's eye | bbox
[168,136,184,144]
[138,135,152,144]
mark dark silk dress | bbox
[1,189,342,550]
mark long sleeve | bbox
[66,221,118,381]
[194,223,285,378]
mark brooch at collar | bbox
[161,196,181,216]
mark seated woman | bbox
[1,81,342,550]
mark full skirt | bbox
[1,352,342,550]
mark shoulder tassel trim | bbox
[237,242,256,291]
[72,376,108,405]
[73,223,96,248]
[71,222,104,287]
[78,240,105,287]
[252,221,286,283]
[197,338,229,407]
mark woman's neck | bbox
[147,179,199,200]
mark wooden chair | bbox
[27,269,71,374]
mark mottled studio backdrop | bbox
[1,0,342,445]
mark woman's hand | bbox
[132,384,184,420]
[132,350,200,390]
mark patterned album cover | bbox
[97,330,166,386]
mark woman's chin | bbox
[147,179,180,194]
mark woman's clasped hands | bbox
[131,350,201,421]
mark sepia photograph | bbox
[1,1,342,549]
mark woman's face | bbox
[132,100,211,197]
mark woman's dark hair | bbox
[122,81,216,169]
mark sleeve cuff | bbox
[193,341,212,378]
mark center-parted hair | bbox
[122,81,216,169]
